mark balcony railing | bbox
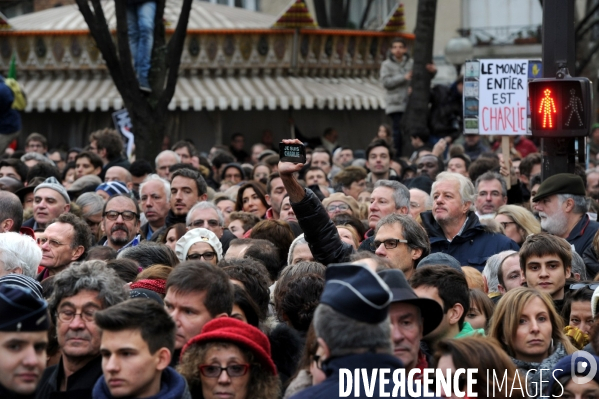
[458,25,542,46]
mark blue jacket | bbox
[0,76,20,135]
[92,367,191,399]
[420,210,519,271]
[290,353,436,399]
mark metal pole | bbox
[540,0,579,179]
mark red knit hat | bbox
[181,317,277,376]
[129,279,166,295]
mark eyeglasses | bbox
[187,252,217,261]
[188,219,220,228]
[371,238,408,250]
[498,221,517,229]
[56,309,97,323]
[569,283,599,291]
[326,204,349,212]
[103,211,138,221]
[198,364,250,378]
[37,237,69,248]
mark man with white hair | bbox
[408,188,431,220]
[533,173,599,257]
[186,201,237,253]
[155,150,180,179]
[139,174,170,240]
[0,232,42,278]
[420,172,518,270]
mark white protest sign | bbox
[478,59,528,135]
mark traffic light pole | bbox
[540,0,584,177]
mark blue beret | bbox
[320,263,392,324]
[0,284,49,332]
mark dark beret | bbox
[0,284,49,332]
[532,173,586,202]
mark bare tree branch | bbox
[114,0,141,105]
[159,0,193,109]
[359,0,374,29]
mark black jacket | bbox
[289,353,427,399]
[292,188,353,265]
[35,356,102,399]
[420,210,519,271]
[1,383,34,399]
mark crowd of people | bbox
[1,123,599,399]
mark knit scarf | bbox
[511,343,569,399]
[92,367,190,399]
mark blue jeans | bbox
[127,1,156,84]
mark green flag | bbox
[8,54,16,79]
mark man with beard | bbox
[99,194,141,252]
[533,173,599,257]
[36,261,129,399]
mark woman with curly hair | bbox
[178,318,280,399]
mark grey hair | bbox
[76,192,105,218]
[48,260,129,320]
[375,214,430,262]
[482,250,517,294]
[186,201,225,227]
[410,188,432,209]
[432,172,476,205]
[475,171,507,198]
[139,174,171,202]
[557,193,589,215]
[20,152,54,165]
[0,232,42,278]
[313,304,392,357]
[373,180,410,210]
[287,234,308,265]
[571,251,587,281]
[154,150,181,167]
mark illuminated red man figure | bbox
[539,88,557,128]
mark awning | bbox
[20,74,386,113]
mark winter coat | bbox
[36,356,102,399]
[268,323,303,385]
[511,343,569,399]
[420,210,519,271]
[292,188,354,265]
[92,367,191,399]
[289,353,435,399]
[566,213,599,258]
[380,54,413,115]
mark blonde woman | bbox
[495,204,541,245]
[488,287,575,398]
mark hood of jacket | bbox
[92,367,191,399]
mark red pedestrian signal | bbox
[529,77,592,137]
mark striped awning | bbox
[20,74,386,113]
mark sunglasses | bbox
[569,283,599,291]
